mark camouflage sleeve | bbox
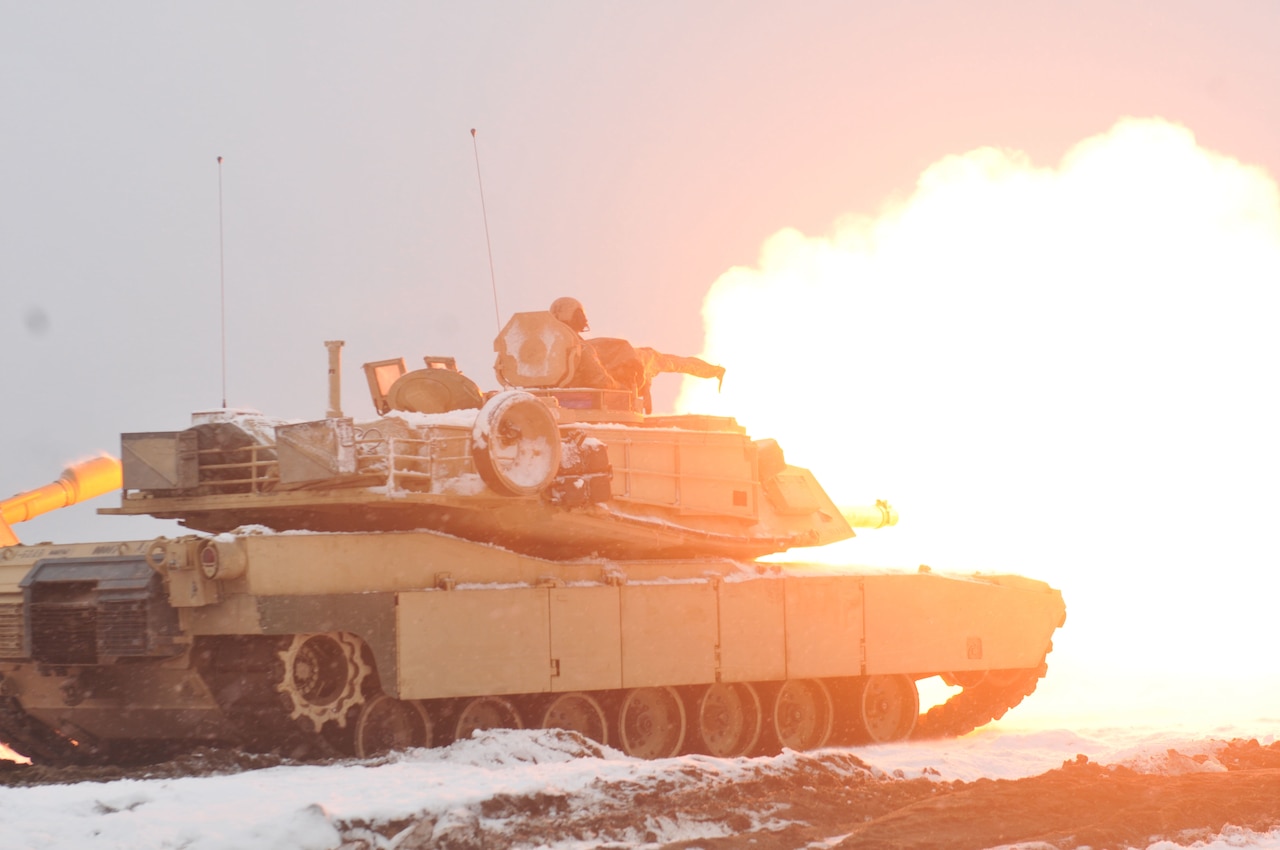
[569,340,624,389]
[636,348,724,381]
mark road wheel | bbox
[452,695,523,742]
[771,679,834,751]
[617,686,686,759]
[540,692,608,745]
[853,675,919,743]
[354,695,434,757]
[695,682,763,757]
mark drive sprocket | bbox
[275,632,372,732]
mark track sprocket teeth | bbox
[275,632,373,732]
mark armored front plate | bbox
[862,573,1060,675]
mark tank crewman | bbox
[549,297,626,390]
[549,297,725,413]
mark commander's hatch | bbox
[363,356,483,416]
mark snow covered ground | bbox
[3,718,1278,850]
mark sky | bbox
[3,3,1280,725]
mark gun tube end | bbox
[842,499,898,529]
[1,455,123,542]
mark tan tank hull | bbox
[0,327,1065,763]
[0,525,1063,763]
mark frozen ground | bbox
[2,718,1279,850]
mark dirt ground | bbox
[2,738,1279,849]
[823,744,1280,850]
[438,739,1280,850]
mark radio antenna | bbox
[217,155,228,409]
[470,128,501,331]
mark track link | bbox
[0,696,84,764]
[912,658,1050,739]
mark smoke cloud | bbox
[679,118,1280,726]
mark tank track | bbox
[1,657,1051,762]
[0,696,82,764]
[912,655,1051,739]
[0,636,356,766]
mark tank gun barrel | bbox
[842,499,898,530]
[0,455,122,546]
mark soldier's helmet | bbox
[550,297,589,333]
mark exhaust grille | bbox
[19,556,180,664]
[29,601,98,665]
[0,603,23,657]
[99,599,150,656]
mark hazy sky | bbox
[3,2,1279,550]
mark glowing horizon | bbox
[678,117,1280,727]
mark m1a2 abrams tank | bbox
[0,311,1065,765]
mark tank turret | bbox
[102,313,881,560]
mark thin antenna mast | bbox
[217,155,228,409]
[470,129,501,331]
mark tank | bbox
[0,312,1065,764]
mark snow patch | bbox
[4,727,1280,849]
[385,410,481,430]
